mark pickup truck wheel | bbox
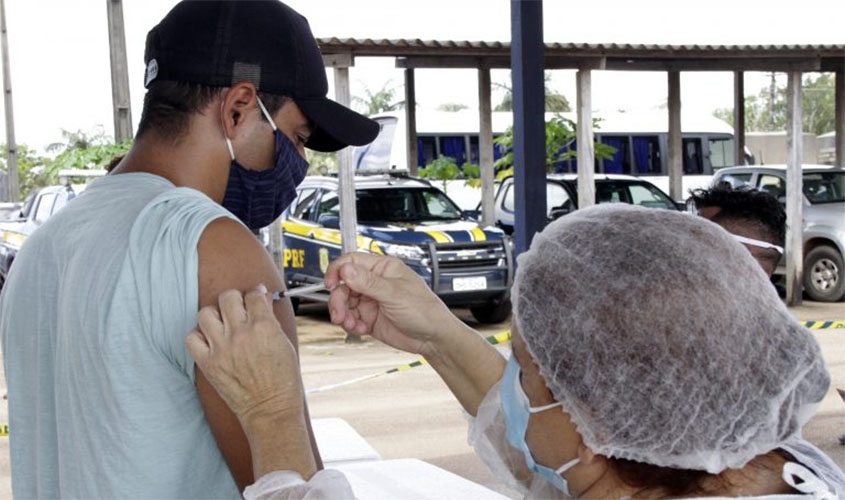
[803,245,845,302]
[470,298,512,324]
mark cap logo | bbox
[145,59,159,86]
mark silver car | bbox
[710,165,845,302]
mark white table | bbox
[331,458,511,500]
[311,417,382,466]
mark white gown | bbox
[243,381,845,499]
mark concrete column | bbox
[786,71,803,306]
[733,71,745,165]
[576,69,595,207]
[510,0,546,257]
[106,0,132,142]
[404,68,418,175]
[478,68,495,226]
[667,71,682,201]
[836,70,844,168]
[335,66,358,254]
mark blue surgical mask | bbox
[500,353,580,496]
[221,97,309,230]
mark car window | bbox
[715,172,752,189]
[423,190,461,218]
[756,174,785,199]
[682,138,703,174]
[34,193,56,223]
[547,183,571,215]
[502,183,514,212]
[708,137,735,169]
[503,181,570,215]
[632,136,661,175]
[596,183,626,204]
[628,183,675,209]
[291,188,319,221]
[356,188,462,223]
[316,190,340,218]
[52,191,70,215]
[803,171,845,204]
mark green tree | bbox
[0,144,50,199]
[494,71,571,113]
[353,80,404,116]
[713,73,834,135]
[306,150,337,176]
[493,115,616,178]
[47,128,132,176]
[437,102,469,112]
[418,155,462,193]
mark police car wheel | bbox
[470,299,512,324]
[290,297,300,315]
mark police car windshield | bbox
[357,188,463,223]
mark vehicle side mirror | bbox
[318,213,340,229]
[462,209,479,221]
[548,206,573,221]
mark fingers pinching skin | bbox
[244,288,273,321]
[218,289,248,330]
[185,328,210,366]
[198,305,225,345]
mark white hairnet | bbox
[512,204,829,474]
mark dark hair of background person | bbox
[688,185,786,246]
[610,448,797,497]
[135,81,289,143]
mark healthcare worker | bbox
[188,204,845,499]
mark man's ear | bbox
[220,83,259,140]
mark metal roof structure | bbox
[318,38,845,71]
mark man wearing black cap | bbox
[0,1,378,498]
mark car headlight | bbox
[379,242,426,261]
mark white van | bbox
[352,110,751,203]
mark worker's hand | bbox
[186,286,303,430]
[325,253,461,355]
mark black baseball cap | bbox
[143,0,378,152]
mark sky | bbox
[2,0,844,155]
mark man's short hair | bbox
[135,81,288,143]
[688,184,786,246]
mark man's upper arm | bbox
[196,218,298,491]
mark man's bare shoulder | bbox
[197,218,283,305]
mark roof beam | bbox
[396,55,606,70]
[604,57,822,72]
[395,55,827,72]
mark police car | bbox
[280,173,514,323]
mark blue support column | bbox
[511,0,546,256]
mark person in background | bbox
[688,184,786,277]
[190,205,845,499]
[0,1,377,498]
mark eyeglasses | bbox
[731,234,784,257]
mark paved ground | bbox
[0,300,841,497]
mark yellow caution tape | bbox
[802,320,845,330]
